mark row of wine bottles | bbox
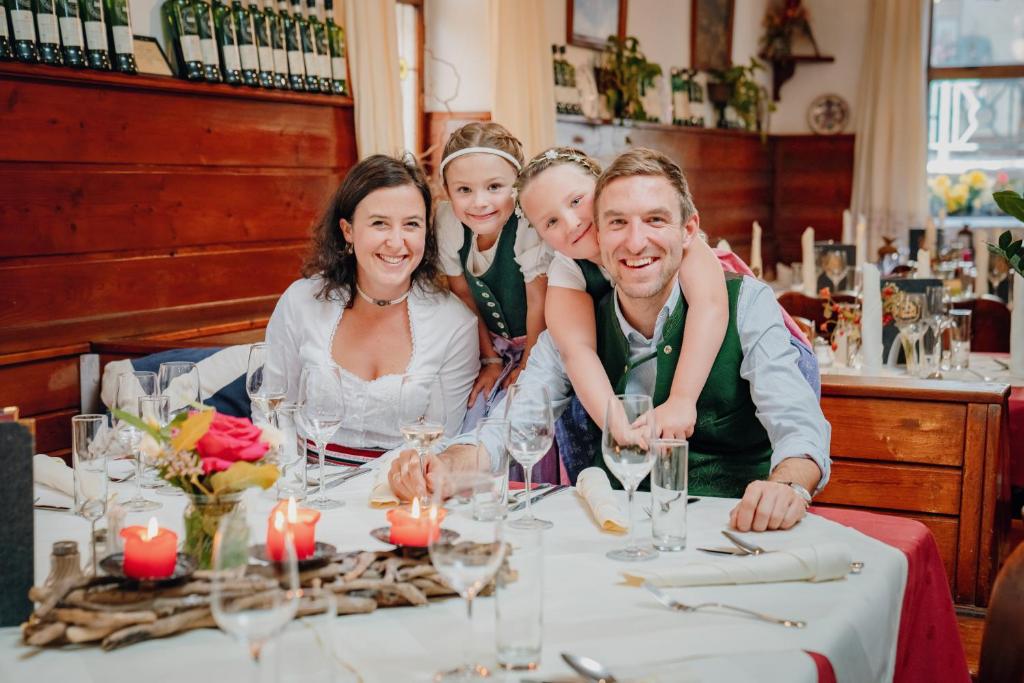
[163,0,346,93]
[551,44,581,116]
[0,0,139,71]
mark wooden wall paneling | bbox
[956,403,990,604]
[815,459,962,515]
[0,356,80,417]
[424,111,491,178]
[32,408,77,454]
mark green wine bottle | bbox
[162,0,202,79]
[324,0,344,95]
[230,0,257,86]
[263,0,286,88]
[211,0,240,84]
[10,0,38,62]
[0,0,14,60]
[306,0,326,93]
[55,0,84,66]
[193,0,222,82]
[247,0,270,87]
[105,0,134,73]
[280,0,302,90]
[34,0,61,64]
[80,0,109,69]
[293,0,315,92]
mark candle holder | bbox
[251,541,337,570]
[99,552,197,586]
[370,526,459,550]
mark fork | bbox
[643,581,806,628]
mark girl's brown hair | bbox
[440,122,525,185]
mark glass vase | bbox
[183,492,244,569]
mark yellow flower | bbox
[930,175,951,192]
[959,170,989,190]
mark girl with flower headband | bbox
[516,147,817,447]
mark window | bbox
[396,0,424,156]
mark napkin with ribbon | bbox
[368,451,401,508]
[576,467,626,533]
[623,541,852,587]
[33,453,74,497]
[801,227,816,295]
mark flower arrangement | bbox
[819,284,902,352]
[928,170,997,216]
[758,0,817,61]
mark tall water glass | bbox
[274,403,306,501]
[298,365,344,510]
[158,361,201,418]
[504,385,554,530]
[651,439,688,552]
[398,373,447,489]
[472,417,510,522]
[112,371,161,511]
[247,343,287,426]
[602,394,657,562]
[496,527,543,671]
[72,414,110,575]
[138,395,172,492]
[949,309,972,370]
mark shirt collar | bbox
[613,282,681,345]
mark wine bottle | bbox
[263,0,286,88]
[211,0,240,84]
[105,0,134,73]
[55,0,84,66]
[0,0,14,60]
[34,0,61,64]
[80,0,108,69]
[306,0,326,93]
[230,0,257,86]
[10,0,38,62]
[324,0,344,95]
[162,0,202,79]
[247,0,271,87]
[294,0,315,92]
[193,0,222,82]
[279,0,302,90]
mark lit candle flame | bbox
[428,504,438,523]
[145,517,159,542]
[287,496,298,523]
[411,497,421,518]
[274,511,285,532]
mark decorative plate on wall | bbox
[807,94,850,134]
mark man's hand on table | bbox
[387,445,477,501]
[729,456,821,532]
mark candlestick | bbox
[386,498,445,547]
[120,517,177,579]
[267,497,320,560]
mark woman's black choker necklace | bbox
[355,284,412,307]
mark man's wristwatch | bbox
[780,481,813,506]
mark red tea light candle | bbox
[266,497,320,561]
[120,517,178,579]
[386,497,446,547]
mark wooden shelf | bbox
[0,60,353,108]
[770,55,835,101]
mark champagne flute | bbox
[428,470,508,681]
[504,384,553,530]
[246,343,287,426]
[113,371,160,511]
[398,373,447,488]
[891,292,926,374]
[72,414,110,575]
[211,509,300,682]
[299,365,344,510]
[158,361,201,418]
[602,394,658,562]
[923,285,947,376]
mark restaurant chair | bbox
[951,296,1011,353]
[889,264,914,277]
[792,316,815,343]
[978,541,1024,682]
[0,415,34,626]
[778,292,828,338]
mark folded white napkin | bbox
[369,451,401,508]
[801,227,815,295]
[576,467,626,533]
[34,453,74,497]
[627,541,852,587]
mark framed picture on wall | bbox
[690,0,734,72]
[567,0,627,51]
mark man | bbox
[390,148,830,532]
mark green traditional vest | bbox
[458,214,527,339]
[594,275,772,498]
[575,259,613,303]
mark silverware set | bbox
[507,484,569,513]
[643,580,807,628]
[699,530,865,574]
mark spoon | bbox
[561,653,618,682]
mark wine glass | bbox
[298,365,344,510]
[602,394,658,562]
[247,343,287,427]
[158,361,201,418]
[891,292,926,375]
[211,509,300,681]
[428,470,508,681]
[112,371,160,512]
[504,385,554,530]
[72,414,110,575]
[922,285,948,377]
[398,373,447,489]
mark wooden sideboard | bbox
[819,375,1011,607]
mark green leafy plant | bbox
[597,36,662,121]
[709,58,775,135]
[990,190,1024,278]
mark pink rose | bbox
[196,413,270,474]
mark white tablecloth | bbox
[1,474,907,683]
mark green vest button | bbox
[663,344,672,354]
[487,302,496,307]
[497,322,506,328]
[492,312,500,318]
[481,292,490,298]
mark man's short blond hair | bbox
[593,147,697,223]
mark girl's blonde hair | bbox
[514,146,603,198]
[440,122,525,185]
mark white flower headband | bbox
[512,149,595,220]
[438,146,522,177]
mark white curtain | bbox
[489,0,556,158]
[344,0,405,158]
[850,0,929,258]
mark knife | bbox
[508,484,568,512]
[324,467,371,490]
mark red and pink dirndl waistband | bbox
[305,440,386,468]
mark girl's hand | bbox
[468,363,503,407]
[501,355,527,390]
[652,397,697,439]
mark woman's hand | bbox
[468,363,503,407]
[652,396,697,439]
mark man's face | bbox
[597,174,697,301]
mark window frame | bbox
[396,0,426,157]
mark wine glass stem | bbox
[90,519,98,576]
[626,485,637,552]
[523,464,533,521]
[317,440,327,501]
[463,594,475,672]
[133,448,144,501]
[249,642,263,683]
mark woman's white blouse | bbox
[265,278,480,450]
[435,201,552,282]
[546,251,611,291]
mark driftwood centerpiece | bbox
[21,548,483,651]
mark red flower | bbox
[195,413,270,474]
[818,287,831,298]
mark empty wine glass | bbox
[504,384,554,530]
[602,394,657,562]
[211,509,300,682]
[891,292,926,375]
[72,414,110,575]
[398,373,447,489]
[247,343,287,426]
[158,361,201,418]
[113,371,160,512]
[299,365,344,510]
[428,470,508,681]
[922,285,948,377]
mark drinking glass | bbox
[247,343,287,426]
[72,414,110,575]
[279,584,340,683]
[112,371,160,512]
[158,361,201,418]
[650,438,688,552]
[298,365,344,510]
[211,509,300,682]
[274,403,306,501]
[949,309,972,370]
[472,417,510,522]
[504,385,554,530]
[602,394,657,562]
[495,527,543,671]
[922,285,948,377]
[398,373,447,490]
[821,248,849,292]
[428,470,508,681]
[891,292,926,374]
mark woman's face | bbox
[340,184,427,299]
[518,163,600,261]
[444,152,518,240]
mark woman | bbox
[266,154,480,466]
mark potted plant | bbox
[597,36,662,122]
[708,58,775,135]
[991,190,1024,278]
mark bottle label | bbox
[79,0,101,23]
[0,9,8,39]
[38,14,60,45]
[273,47,287,74]
[57,0,81,20]
[236,11,253,45]
[112,25,132,54]
[59,17,84,46]
[268,15,282,48]
[302,50,316,75]
[287,49,303,74]
[107,0,128,27]
[195,6,213,39]
[84,19,105,49]
[200,37,218,66]
[180,5,199,35]
[258,44,272,68]
[331,56,344,80]
[299,24,312,53]
[284,23,299,52]
[239,43,258,69]
[222,42,241,71]
[317,53,329,79]
[11,9,35,41]
[180,33,200,62]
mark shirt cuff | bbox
[768,442,831,495]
